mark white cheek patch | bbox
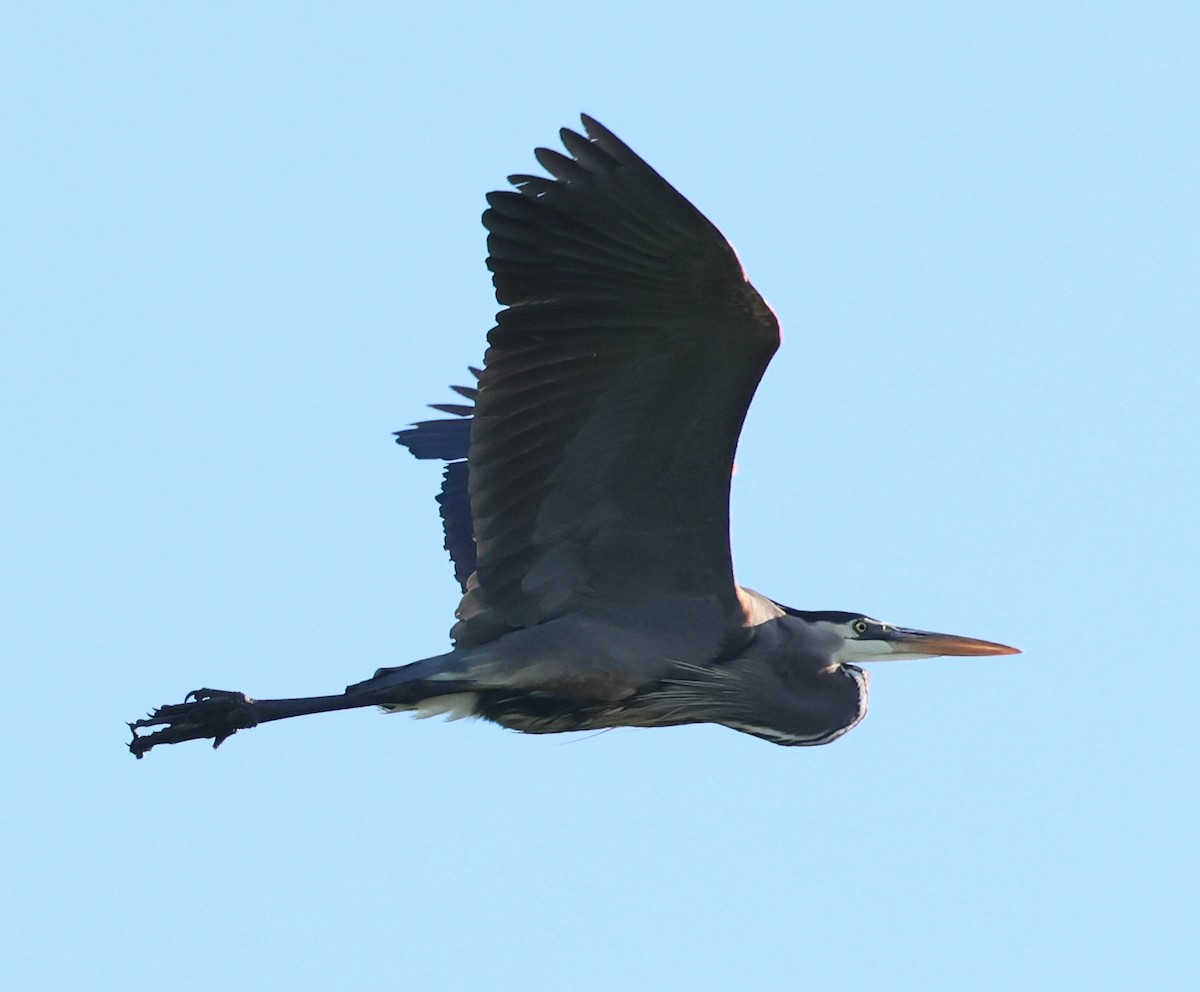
[837,639,942,663]
[833,639,898,663]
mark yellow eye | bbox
[853,620,869,635]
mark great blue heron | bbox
[128,115,1018,758]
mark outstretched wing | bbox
[453,115,780,649]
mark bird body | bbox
[348,593,866,746]
[127,116,1017,758]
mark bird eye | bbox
[853,620,869,635]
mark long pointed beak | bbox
[886,627,1021,658]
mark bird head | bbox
[790,610,1020,664]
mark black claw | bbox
[127,689,259,758]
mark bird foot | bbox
[128,688,259,759]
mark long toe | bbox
[128,690,259,758]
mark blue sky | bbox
[3,2,1197,989]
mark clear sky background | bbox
[3,2,1197,989]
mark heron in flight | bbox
[128,116,1018,757]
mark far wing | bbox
[394,375,479,591]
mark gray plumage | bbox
[128,116,1016,758]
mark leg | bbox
[126,676,479,758]
[127,687,385,758]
